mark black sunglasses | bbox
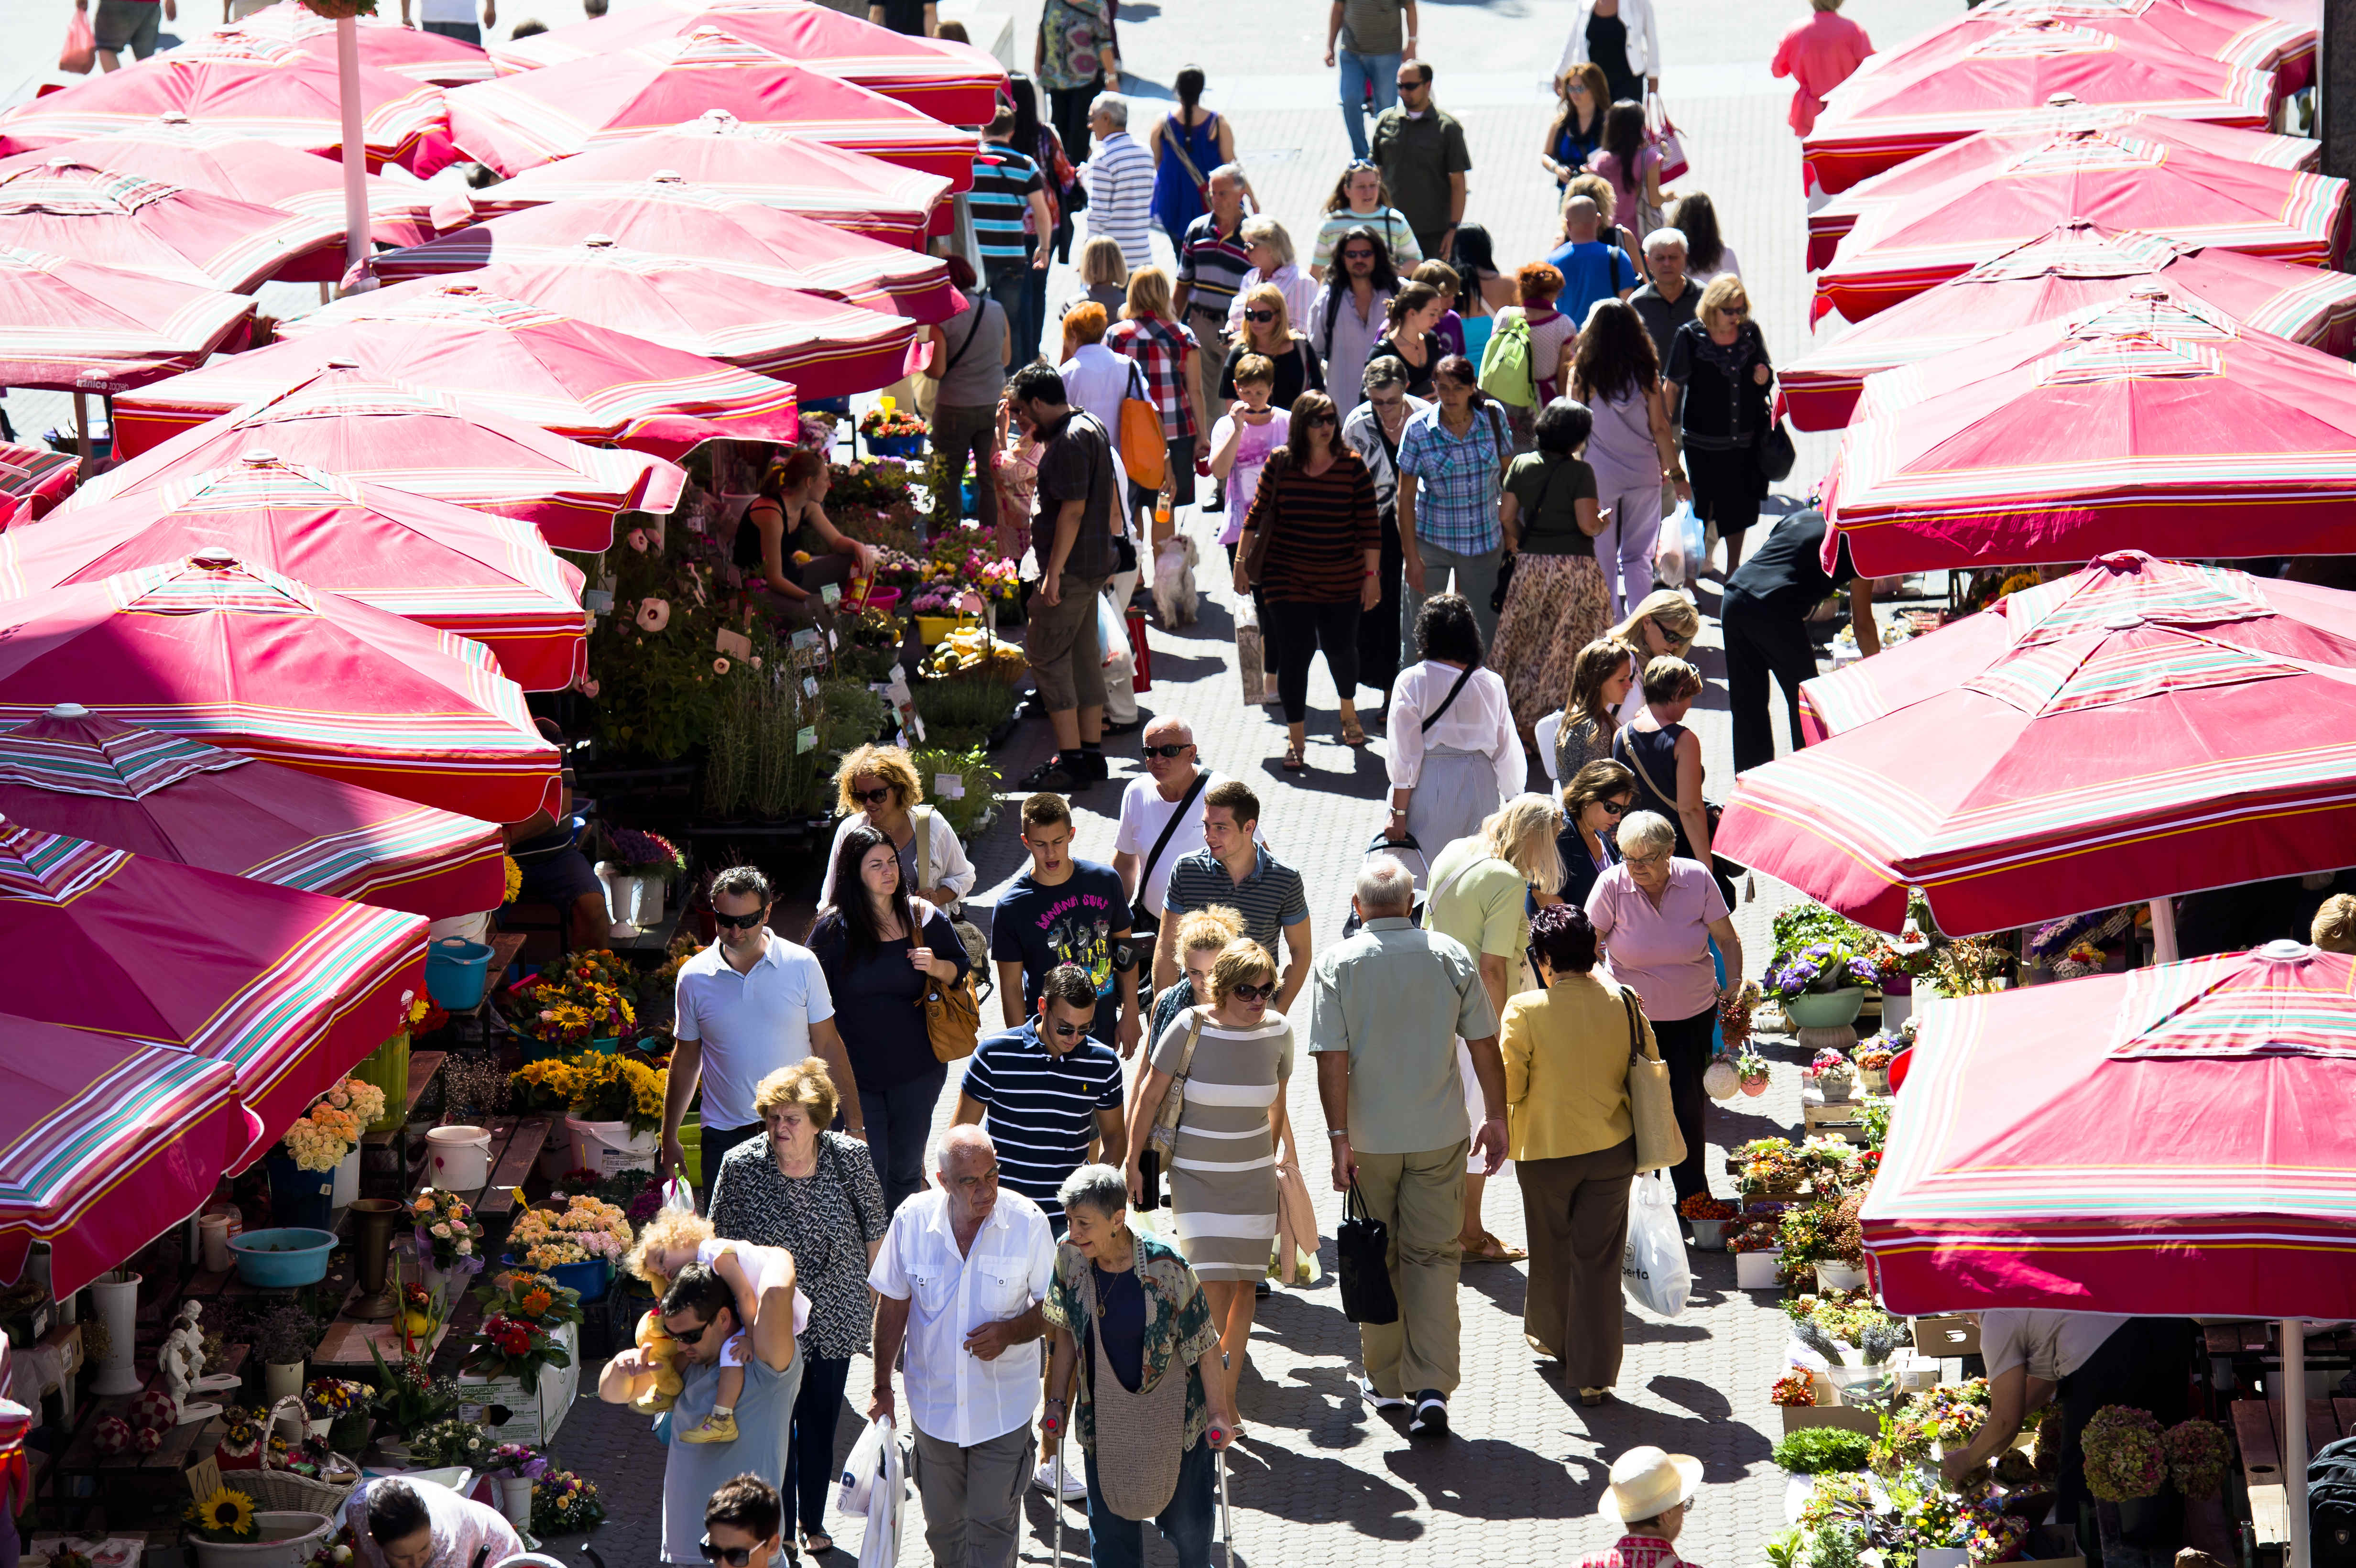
[852,784,894,806]
[713,907,768,930]
[1342,249,1375,261]
[670,1317,714,1346]
[1599,799,1628,816]
[1230,982,1275,1002]
[1143,742,1193,759]
[1042,1018,1088,1038]
[1243,308,1277,323]
[699,1539,753,1568]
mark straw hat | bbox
[1600,1446,1703,1527]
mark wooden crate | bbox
[1912,1314,1981,1358]
[1781,1403,1879,1436]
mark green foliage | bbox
[912,673,1020,745]
[1772,902,1874,962]
[913,745,1002,841]
[1774,1427,1875,1475]
[816,679,891,755]
[584,522,737,763]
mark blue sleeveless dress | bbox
[1151,110,1221,238]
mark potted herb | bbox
[1816,1193,1870,1293]
[1854,1041,1896,1096]
[1678,1194,1739,1249]
[1772,1427,1874,1475]
[1729,1220,1785,1289]
[251,1304,318,1404]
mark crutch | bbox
[1214,1429,1235,1568]
[1048,1413,1068,1568]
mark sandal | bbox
[1462,1231,1527,1264]
[1340,718,1367,747]
[801,1533,833,1556]
[1281,743,1307,772]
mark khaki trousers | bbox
[1516,1137,1638,1389]
[1352,1140,1467,1397]
[910,1421,1034,1568]
[1185,306,1230,432]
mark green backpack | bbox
[1477,309,1536,409]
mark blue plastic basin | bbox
[229,1227,338,1287]
[426,936,492,1011]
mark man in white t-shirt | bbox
[1938,1310,2130,1483]
[664,865,866,1187]
[1112,718,1261,937]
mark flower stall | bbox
[455,1271,583,1446]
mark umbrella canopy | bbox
[0,1018,257,1297]
[0,705,504,920]
[0,815,426,1165]
[0,244,254,398]
[1812,126,2347,323]
[0,453,587,691]
[1803,16,2276,194]
[1823,292,2356,572]
[489,0,1007,125]
[298,242,919,393]
[0,444,79,528]
[148,291,801,462]
[1784,223,2356,430]
[367,172,957,321]
[1861,940,2356,1319]
[0,33,459,177]
[1867,0,2312,84]
[464,110,947,249]
[0,158,345,293]
[225,0,496,86]
[1806,99,2319,270]
[104,364,685,551]
[1717,552,2356,935]
[0,113,465,250]
[0,551,560,822]
[445,26,977,186]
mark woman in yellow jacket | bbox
[1501,901,1660,1405]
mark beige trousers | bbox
[1352,1139,1468,1397]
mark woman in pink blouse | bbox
[1582,809,1741,1209]
[1771,0,1873,138]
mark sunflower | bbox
[188,1487,258,1541]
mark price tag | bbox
[796,725,818,754]
[187,1456,222,1502]
[934,774,965,799]
[583,589,614,615]
[715,627,753,660]
[821,583,842,605]
[791,629,821,652]
[803,676,819,698]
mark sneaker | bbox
[1074,750,1111,782]
[1353,1374,1408,1411]
[1407,1391,1449,1436]
[1018,757,1080,792]
[1254,1279,1271,1299]
[1032,1456,1087,1499]
[680,1410,739,1444]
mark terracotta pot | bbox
[1740,1074,1769,1097]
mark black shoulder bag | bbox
[1419,661,1477,733]
[1128,768,1210,935]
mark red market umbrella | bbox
[105,363,685,552]
[368,172,957,322]
[142,291,801,463]
[0,158,345,293]
[0,113,465,251]
[1822,291,2356,573]
[0,244,254,398]
[300,241,920,393]
[0,1019,258,1297]
[0,444,79,528]
[464,110,947,249]
[1811,126,2348,324]
[1864,0,2311,87]
[1806,99,2319,270]
[1803,15,2276,195]
[0,551,561,822]
[444,26,977,187]
[1861,939,2356,1320]
[1783,222,2356,430]
[490,0,1007,126]
[227,0,496,87]
[0,33,459,177]
[0,704,504,920]
[1717,551,2356,936]
[0,815,425,1163]
[0,453,587,691]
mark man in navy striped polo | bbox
[955,963,1128,1238]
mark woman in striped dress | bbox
[1121,938,1295,1417]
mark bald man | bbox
[1113,717,1256,943]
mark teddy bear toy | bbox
[632,1310,685,1415]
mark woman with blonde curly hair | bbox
[706,1060,889,1557]
[819,744,973,912]
[1148,903,1245,1042]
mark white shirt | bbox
[1058,344,1141,461]
[1385,659,1526,803]
[673,932,835,1131]
[1687,246,1741,289]
[1079,129,1156,272]
[1979,1310,2131,1384]
[817,806,976,909]
[1226,263,1320,338]
[1557,0,1661,82]
[345,1480,521,1568]
[867,1187,1058,1448]
[1113,768,1260,914]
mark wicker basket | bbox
[223,1399,361,1519]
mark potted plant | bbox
[550,1053,667,1176]
[1815,1193,1870,1293]
[2165,1418,2235,1557]
[2083,1404,2168,1566]
[484,1444,549,1528]
[407,1416,495,1471]
[1771,1370,1818,1407]
[1729,1221,1784,1289]
[1679,1194,1739,1250]
[406,1188,484,1296]
[502,1194,633,1302]
[1811,1046,1856,1102]
[1766,940,1882,1032]
[251,1304,317,1404]
[363,1339,453,1462]
[607,828,686,925]
[859,403,928,459]
[462,1269,583,1392]
[300,1377,367,1450]
[1736,1046,1772,1097]
[529,1468,607,1537]
[1854,1041,1896,1096]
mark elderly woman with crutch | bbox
[1040,1165,1241,1568]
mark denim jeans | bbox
[1338,49,1403,160]
[858,1064,948,1214]
[1084,1432,1216,1568]
[985,265,1036,382]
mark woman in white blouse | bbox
[1384,593,1527,867]
[817,744,975,912]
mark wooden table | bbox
[2230,1396,2356,1545]
[52,1363,237,1528]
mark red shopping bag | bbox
[1646,92,1689,184]
[60,3,96,73]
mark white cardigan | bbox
[817,806,975,909]
[1557,0,1661,87]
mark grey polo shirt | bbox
[1307,916,1496,1154]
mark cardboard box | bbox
[1913,1314,1982,1358]
[1780,1403,1880,1436]
[456,1322,577,1445]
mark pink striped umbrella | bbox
[464,111,947,249]
[0,444,80,528]
[225,0,496,87]
[0,33,459,177]
[0,705,505,921]
[103,364,685,551]
[368,172,957,321]
[0,245,254,398]
[489,0,1007,126]
[293,242,920,393]
[136,290,802,462]
[0,158,344,293]
[444,26,976,187]
[0,453,588,691]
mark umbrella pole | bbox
[2286,1317,2310,1568]
[336,17,371,289]
[2148,896,2179,963]
[72,392,90,478]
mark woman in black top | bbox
[1366,281,1448,400]
[1550,758,1635,912]
[735,448,868,613]
[1665,274,1774,575]
[1491,397,1610,734]
[1542,64,1611,192]
[1218,282,1326,411]
[806,824,971,1214]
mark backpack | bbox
[1478,309,1536,409]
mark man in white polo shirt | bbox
[664,865,865,1186]
[869,1125,1056,1568]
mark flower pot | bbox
[263,1360,305,1404]
[1815,1260,1868,1292]
[1859,1066,1891,1097]
[1815,1069,1855,1102]
[1734,1249,1784,1289]
[1878,990,1912,1033]
[1702,1057,1739,1100]
[1740,1074,1770,1097]
[498,1475,535,1528]
[265,1153,334,1231]
[630,875,666,925]
[1785,987,1867,1030]
[90,1271,144,1395]
[505,1253,611,1303]
[1690,1219,1728,1251]
[332,1148,361,1209]
[425,1124,492,1189]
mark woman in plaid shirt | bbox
[1105,266,1211,519]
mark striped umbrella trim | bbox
[0,703,548,761]
[105,555,320,616]
[0,168,338,292]
[1999,557,2272,640]
[179,901,426,1089]
[0,247,253,355]
[0,1046,242,1212]
[242,805,501,893]
[2107,947,2356,1058]
[0,827,127,904]
[0,722,250,799]
[1963,627,2303,713]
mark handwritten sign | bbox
[795,726,817,755]
[715,627,753,660]
[187,1456,222,1502]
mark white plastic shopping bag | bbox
[660,1176,695,1217]
[1654,501,1699,590]
[1622,1170,1693,1318]
[836,1413,890,1514]
[859,1416,904,1568]
[1097,587,1126,667]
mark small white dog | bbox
[1151,534,1199,627]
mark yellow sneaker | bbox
[631,1384,678,1416]
[680,1411,738,1445]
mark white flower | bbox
[431,1222,452,1239]
[457,1239,473,1255]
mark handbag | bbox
[1139,1006,1207,1209]
[1755,416,1797,485]
[1336,1181,1400,1325]
[906,886,982,1062]
[1237,448,1288,583]
[1118,360,1168,490]
[1619,986,1687,1174]
[1645,91,1690,184]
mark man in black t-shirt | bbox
[988,792,1142,1054]
[1721,508,1880,774]
[1010,363,1122,792]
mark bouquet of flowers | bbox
[1929,936,2011,996]
[531,1469,606,1536]
[859,406,928,440]
[408,1417,495,1469]
[1718,980,1759,1048]
[476,1268,587,1332]
[1771,1370,1818,1407]
[1736,1138,1807,1196]
[283,1076,385,1172]
[512,954,640,1049]
[2081,1405,2165,1502]
[1810,1046,1851,1077]
[409,1188,483,1274]
[405,993,449,1037]
[1727,1220,1782,1254]
[365,1339,456,1437]
[569,1052,668,1135]
[302,1377,365,1420]
[485,1443,549,1481]
[505,1194,633,1270]
[610,827,687,885]
[463,1308,573,1389]
[1855,1043,1896,1074]
[2162,1418,2231,1499]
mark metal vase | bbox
[348,1199,403,1321]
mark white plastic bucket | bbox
[190,1511,334,1568]
[566,1117,657,1176]
[426,1124,493,1189]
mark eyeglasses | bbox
[852,784,894,806]
[1566,81,1591,95]
[1598,799,1629,817]
[1342,249,1376,261]
[699,1539,753,1568]
[1722,305,1749,319]
[670,1318,714,1346]
[1368,392,1406,409]
[1345,159,1377,173]
[713,907,767,930]
[1243,309,1277,323]
[1042,1018,1088,1039]
[1143,742,1193,759]
[1229,982,1275,1002]
[1624,854,1669,871]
